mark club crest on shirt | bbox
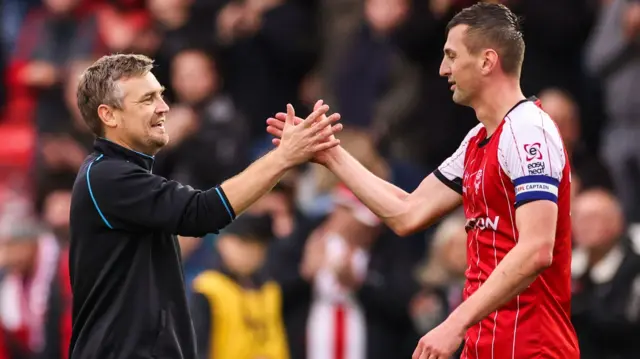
[474,169,483,194]
[524,143,542,161]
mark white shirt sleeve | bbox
[435,124,483,194]
[498,106,566,207]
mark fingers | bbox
[271,113,302,127]
[312,138,340,152]
[272,138,281,146]
[313,99,324,111]
[311,113,341,134]
[285,104,295,126]
[266,124,283,138]
[412,341,423,359]
[302,104,329,128]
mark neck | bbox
[472,77,525,136]
[102,135,156,157]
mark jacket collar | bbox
[94,137,155,171]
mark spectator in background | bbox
[538,87,613,193]
[411,210,467,337]
[0,0,41,56]
[302,182,420,359]
[6,0,99,130]
[34,59,95,208]
[213,0,318,141]
[571,188,640,359]
[145,0,213,103]
[586,0,640,222]
[382,0,478,169]
[39,189,73,359]
[154,48,250,190]
[332,0,420,139]
[0,194,61,359]
[190,214,289,359]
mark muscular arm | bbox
[326,147,462,236]
[448,200,557,329]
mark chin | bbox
[150,135,169,151]
[452,92,470,106]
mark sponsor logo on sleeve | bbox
[524,143,542,162]
[527,161,546,175]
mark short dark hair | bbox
[77,54,155,136]
[447,3,525,76]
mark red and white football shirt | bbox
[434,97,579,359]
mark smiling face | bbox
[114,73,169,153]
[440,25,484,106]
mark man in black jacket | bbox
[68,53,342,359]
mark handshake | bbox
[265,100,344,168]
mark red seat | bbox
[0,122,35,176]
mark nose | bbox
[439,58,450,78]
[156,97,170,114]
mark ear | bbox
[97,104,118,130]
[480,49,499,75]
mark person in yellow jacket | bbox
[190,213,289,359]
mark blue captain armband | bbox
[514,175,559,206]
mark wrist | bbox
[324,146,345,170]
[447,305,473,331]
[272,146,296,171]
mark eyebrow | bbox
[137,87,165,102]
[444,48,456,56]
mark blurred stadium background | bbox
[0,0,639,358]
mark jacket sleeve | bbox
[87,158,235,236]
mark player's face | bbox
[439,25,482,106]
[114,73,170,154]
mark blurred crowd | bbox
[0,0,640,358]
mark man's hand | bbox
[267,100,342,166]
[217,2,245,44]
[274,103,342,167]
[333,246,362,290]
[413,318,466,359]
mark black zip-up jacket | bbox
[69,138,236,359]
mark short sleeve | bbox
[499,108,566,207]
[434,124,483,194]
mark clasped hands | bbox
[268,100,343,167]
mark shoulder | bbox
[464,123,485,143]
[499,102,563,147]
[86,155,149,187]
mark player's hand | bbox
[275,103,342,167]
[413,318,465,359]
[267,100,343,166]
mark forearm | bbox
[326,147,411,230]
[449,241,547,329]
[220,148,290,216]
